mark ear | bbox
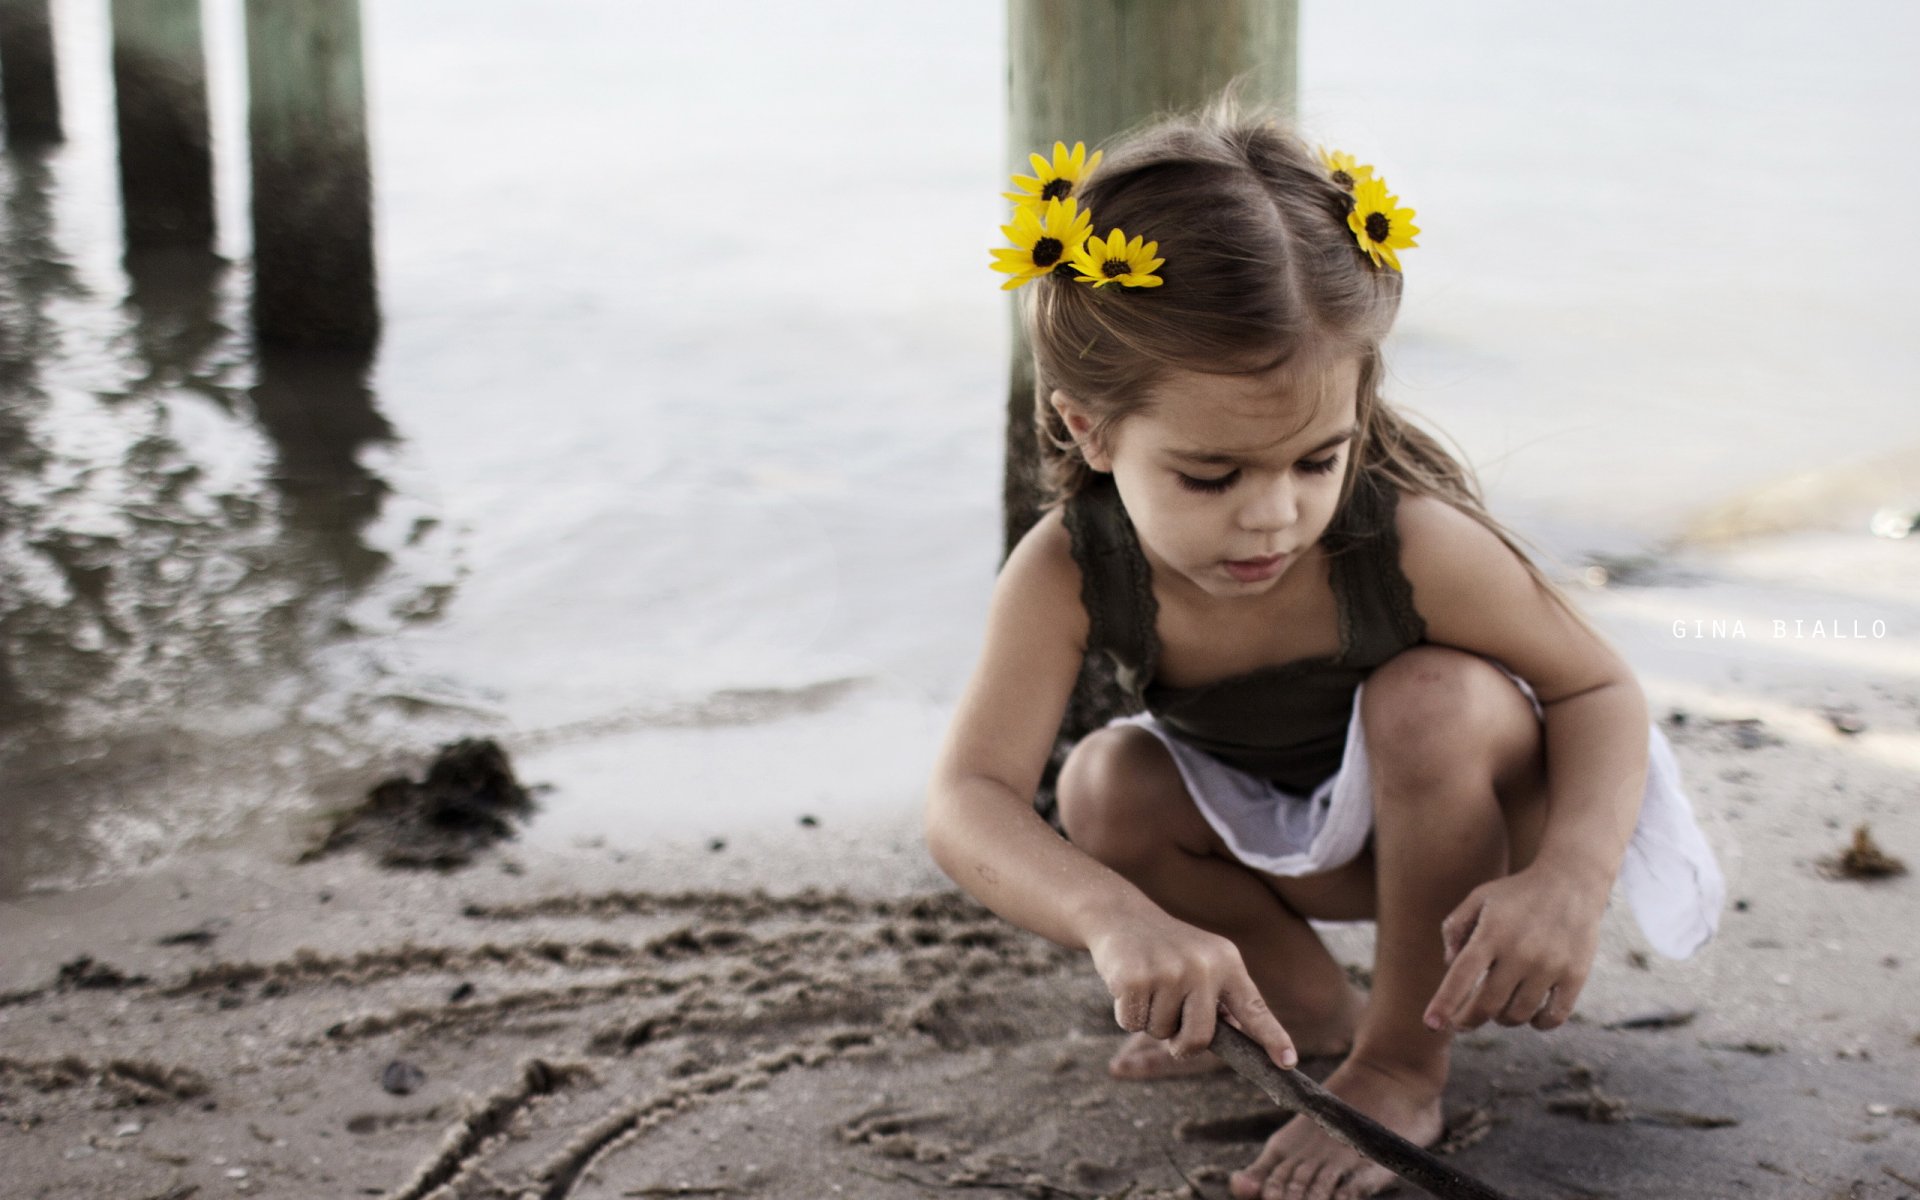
[1049,390,1113,473]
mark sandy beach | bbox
[3,527,1919,1200]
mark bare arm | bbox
[922,508,1141,946]
[1393,495,1649,1030]
[923,508,1297,1066]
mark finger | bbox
[1424,940,1493,1031]
[1220,978,1298,1068]
[1498,976,1552,1027]
[1168,986,1215,1060]
[1145,985,1182,1041]
[1113,986,1149,1034]
[1532,974,1587,1030]
[1454,961,1525,1031]
[1440,893,1485,966]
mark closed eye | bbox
[1174,454,1340,493]
[1176,470,1239,494]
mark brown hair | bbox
[1027,98,1592,624]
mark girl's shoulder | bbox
[998,505,1093,657]
[1392,489,1514,592]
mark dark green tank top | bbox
[1063,469,1428,794]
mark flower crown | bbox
[988,140,1419,290]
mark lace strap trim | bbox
[1060,491,1109,667]
[1107,485,1163,685]
[1062,477,1159,690]
[1363,479,1427,645]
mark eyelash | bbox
[1176,454,1342,494]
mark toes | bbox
[1302,1161,1348,1200]
[1106,1032,1162,1078]
[1107,1033,1224,1080]
[1333,1162,1398,1199]
[1231,1133,1293,1199]
[1271,1158,1315,1200]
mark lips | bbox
[1224,552,1290,583]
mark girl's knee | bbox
[1362,646,1533,792]
[1056,725,1188,867]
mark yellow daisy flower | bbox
[990,197,1094,291]
[1315,146,1375,194]
[1347,176,1419,271]
[1067,228,1165,289]
[1003,141,1104,213]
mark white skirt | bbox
[1109,660,1724,960]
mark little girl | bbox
[926,104,1723,1200]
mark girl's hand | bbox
[1084,907,1298,1069]
[1423,866,1611,1033]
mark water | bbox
[3,0,1916,894]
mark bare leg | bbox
[1231,648,1548,1200]
[1057,726,1366,1079]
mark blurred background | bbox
[2,0,1916,896]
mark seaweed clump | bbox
[303,738,537,870]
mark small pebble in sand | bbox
[708,838,727,852]
[1868,1104,1892,1117]
[381,1060,426,1095]
[114,1122,141,1137]
[799,814,819,827]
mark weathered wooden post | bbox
[1005,0,1297,553]
[244,0,378,350]
[1006,0,1297,815]
[0,0,62,145]
[111,0,215,247]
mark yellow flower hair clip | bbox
[1315,146,1375,194]
[993,139,1166,291]
[1347,175,1419,271]
[1003,141,1103,213]
[1319,147,1419,271]
[990,196,1094,291]
[1068,228,1164,289]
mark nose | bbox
[1236,472,1298,533]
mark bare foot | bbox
[1227,1056,1445,1200]
[1107,1031,1233,1080]
[1107,992,1363,1081]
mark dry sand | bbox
[3,529,1919,1200]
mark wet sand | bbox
[3,531,1919,1200]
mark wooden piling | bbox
[244,0,378,350]
[0,0,62,145]
[111,0,214,247]
[1004,0,1298,821]
[1003,0,1297,556]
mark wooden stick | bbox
[1209,1024,1521,1200]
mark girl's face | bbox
[1053,356,1362,603]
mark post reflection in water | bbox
[0,9,443,894]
